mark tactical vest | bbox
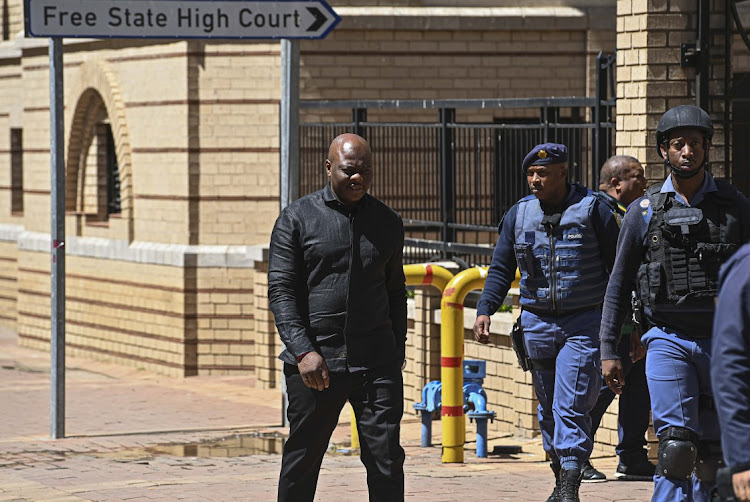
[636,180,743,321]
[514,184,609,314]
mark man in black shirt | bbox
[269,133,407,502]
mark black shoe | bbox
[560,468,583,502]
[546,481,561,502]
[581,459,607,483]
[614,457,656,481]
[546,461,561,502]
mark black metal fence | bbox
[298,54,616,267]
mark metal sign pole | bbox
[280,39,300,208]
[279,38,299,427]
[49,36,66,439]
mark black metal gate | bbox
[298,56,616,267]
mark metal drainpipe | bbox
[696,0,710,111]
[439,267,520,463]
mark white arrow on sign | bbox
[25,0,341,39]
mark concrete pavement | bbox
[0,327,652,501]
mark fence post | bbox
[439,108,456,259]
[593,51,614,189]
[492,128,503,225]
[353,107,367,138]
[540,106,549,143]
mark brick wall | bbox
[11,231,266,377]
[615,0,728,181]
[0,0,23,42]
[194,41,282,245]
[299,25,597,127]
[252,260,280,388]
[0,234,18,328]
[194,264,257,375]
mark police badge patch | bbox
[640,198,652,223]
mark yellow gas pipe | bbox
[440,266,489,463]
[404,263,455,291]
[439,267,520,463]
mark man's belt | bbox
[511,319,556,372]
[521,305,600,317]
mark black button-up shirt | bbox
[268,184,407,372]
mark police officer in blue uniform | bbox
[599,105,750,502]
[584,156,655,483]
[474,143,619,502]
[712,242,750,502]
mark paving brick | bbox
[0,325,654,501]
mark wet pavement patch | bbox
[149,432,288,457]
[90,431,287,462]
[89,431,362,463]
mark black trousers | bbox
[277,363,405,502]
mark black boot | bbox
[581,459,607,482]
[546,461,562,502]
[615,453,656,481]
[560,468,583,502]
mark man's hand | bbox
[629,330,646,363]
[734,469,750,502]
[473,315,491,344]
[602,358,625,395]
[298,352,330,391]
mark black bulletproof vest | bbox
[636,180,743,323]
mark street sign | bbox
[25,0,340,39]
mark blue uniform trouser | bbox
[522,308,602,471]
[589,332,651,462]
[642,327,720,502]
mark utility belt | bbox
[510,318,555,372]
[650,322,713,340]
[521,304,600,318]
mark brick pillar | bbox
[253,260,281,389]
[616,0,728,180]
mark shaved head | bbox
[327,133,371,162]
[325,133,373,207]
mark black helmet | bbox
[655,105,714,159]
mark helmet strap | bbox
[665,157,708,179]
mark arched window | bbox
[69,91,121,224]
[102,121,121,216]
[66,61,133,241]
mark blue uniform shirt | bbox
[599,173,720,360]
[476,183,619,318]
[712,243,750,471]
